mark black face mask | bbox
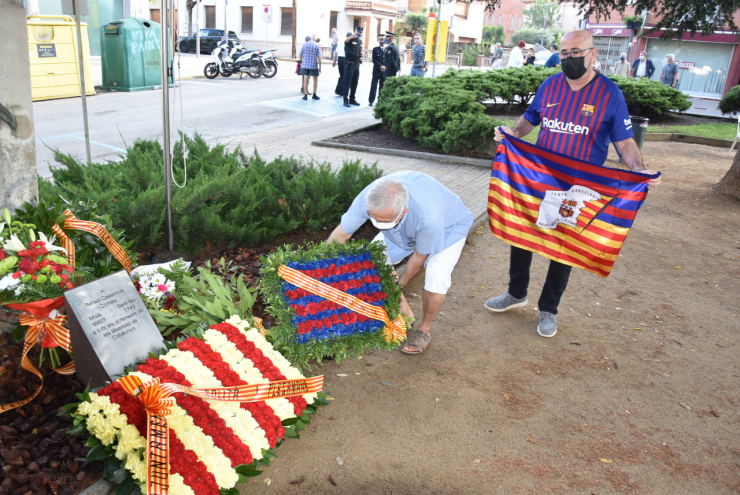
[561,55,589,80]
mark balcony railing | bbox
[345,1,398,14]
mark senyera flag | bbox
[488,130,659,278]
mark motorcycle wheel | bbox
[204,63,219,79]
[245,63,264,79]
[262,61,278,78]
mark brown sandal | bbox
[401,329,431,355]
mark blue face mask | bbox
[620,56,625,61]
[379,41,385,47]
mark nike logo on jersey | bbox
[546,103,559,108]
[542,118,590,135]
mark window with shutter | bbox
[205,6,215,29]
[330,11,338,36]
[241,7,253,33]
[150,8,160,23]
[454,1,468,19]
[280,7,292,36]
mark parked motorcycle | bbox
[259,49,278,78]
[204,40,263,79]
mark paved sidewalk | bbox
[226,106,493,221]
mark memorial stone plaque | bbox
[65,270,164,388]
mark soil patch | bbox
[326,126,497,161]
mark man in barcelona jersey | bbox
[485,29,661,338]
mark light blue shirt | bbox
[341,171,474,263]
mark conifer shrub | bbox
[40,134,381,254]
[606,75,692,116]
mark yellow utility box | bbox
[27,15,96,101]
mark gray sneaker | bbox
[537,312,557,338]
[484,292,528,312]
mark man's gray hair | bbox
[366,177,409,215]
[496,42,502,47]
[666,53,675,60]
[305,35,311,42]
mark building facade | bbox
[483,0,580,44]
[587,8,740,98]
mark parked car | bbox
[179,29,239,54]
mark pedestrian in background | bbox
[524,48,536,66]
[544,44,559,68]
[631,51,655,78]
[661,53,679,88]
[508,40,525,68]
[298,35,321,100]
[330,28,338,60]
[613,52,630,77]
[410,32,427,77]
[369,34,386,106]
[492,42,503,69]
[342,26,363,107]
[333,31,350,96]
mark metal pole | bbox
[291,0,296,59]
[196,0,200,58]
[224,0,228,43]
[161,0,174,251]
[73,0,91,164]
[541,6,547,47]
[432,0,441,77]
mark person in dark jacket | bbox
[544,44,560,68]
[369,34,386,106]
[523,48,536,66]
[342,26,364,107]
[381,31,401,77]
[631,51,655,78]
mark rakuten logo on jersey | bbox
[542,118,590,136]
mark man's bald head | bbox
[561,29,594,49]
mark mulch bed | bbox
[327,125,497,161]
[0,333,103,495]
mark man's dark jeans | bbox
[334,56,345,93]
[342,60,360,101]
[368,70,384,104]
[508,245,572,314]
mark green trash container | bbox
[100,18,176,91]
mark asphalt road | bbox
[33,59,380,178]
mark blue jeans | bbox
[410,66,425,77]
[330,44,337,60]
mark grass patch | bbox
[646,122,736,141]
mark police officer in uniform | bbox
[342,26,364,107]
[382,31,401,78]
[368,34,386,106]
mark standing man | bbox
[410,32,427,77]
[544,44,559,68]
[631,51,655,78]
[613,52,630,77]
[342,26,363,108]
[333,31,351,96]
[327,172,474,355]
[330,27,339,60]
[492,42,503,69]
[382,31,401,78]
[661,53,679,88]
[486,29,661,338]
[298,35,321,100]
[369,34,386,106]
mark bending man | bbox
[328,172,473,355]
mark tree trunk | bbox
[713,146,740,200]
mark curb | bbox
[468,211,489,236]
[645,132,734,148]
[312,124,492,168]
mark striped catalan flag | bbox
[488,132,659,278]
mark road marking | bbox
[37,131,127,154]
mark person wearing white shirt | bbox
[508,40,526,68]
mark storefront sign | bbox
[588,26,629,37]
[36,44,56,57]
[65,270,164,388]
[676,61,695,69]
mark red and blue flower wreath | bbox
[282,253,388,343]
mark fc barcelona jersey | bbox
[523,72,633,166]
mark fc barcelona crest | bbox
[581,104,595,117]
[559,199,578,218]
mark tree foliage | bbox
[510,27,563,47]
[484,0,738,39]
[523,0,562,29]
[40,135,381,254]
[402,12,428,37]
[482,25,505,44]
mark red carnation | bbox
[19,258,36,274]
[0,248,6,261]
[339,265,349,274]
[319,300,331,311]
[306,303,319,314]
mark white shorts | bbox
[372,233,466,295]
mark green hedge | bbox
[718,84,740,115]
[374,67,693,155]
[40,134,381,254]
[510,28,563,47]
